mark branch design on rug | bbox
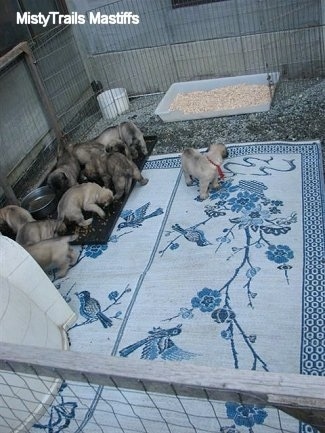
[165,287,268,370]
[161,179,296,283]
[119,324,198,360]
[161,178,297,370]
[68,285,131,331]
[212,179,296,284]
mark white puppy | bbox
[57,182,113,226]
[181,143,228,200]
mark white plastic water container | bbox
[110,88,129,114]
[97,91,118,120]
[97,88,129,120]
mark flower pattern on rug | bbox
[225,402,268,428]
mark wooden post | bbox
[0,171,20,205]
[0,42,63,204]
[20,41,63,143]
[0,44,27,204]
[0,41,63,144]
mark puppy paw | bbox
[139,177,149,186]
[79,218,93,226]
[114,193,124,201]
[211,180,220,190]
[199,193,209,200]
[130,149,139,159]
[55,268,69,279]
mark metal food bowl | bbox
[21,185,58,219]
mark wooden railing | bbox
[1,342,324,432]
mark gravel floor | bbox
[88,77,325,172]
[8,76,325,205]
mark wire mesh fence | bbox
[85,0,324,95]
[1,343,325,433]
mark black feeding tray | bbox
[68,135,157,245]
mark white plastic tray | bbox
[155,72,280,122]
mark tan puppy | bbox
[0,205,35,234]
[47,147,81,198]
[95,121,148,159]
[24,234,78,278]
[16,219,67,246]
[57,182,113,226]
[70,137,132,166]
[69,140,108,166]
[84,152,148,200]
[181,143,228,200]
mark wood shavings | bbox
[169,84,272,114]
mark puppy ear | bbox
[223,148,229,158]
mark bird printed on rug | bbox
[75,290,113,328]
[119,324,197,360]
[117,202,163,230]
[172,223,211,246]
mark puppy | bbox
[95,121,148,159]
[181,143,228,200]
[47,146,81,198]
[69,140,108,166]
[16,219,67,246]
[71,138,132,162]
[0,205,35,234]
[24,234,78,278]
[57,182,114,226]
[84,152,148,200]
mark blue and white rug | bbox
[32,141,325,433]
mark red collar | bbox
[206,157,225,179]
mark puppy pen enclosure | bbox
[0,0,324,204]
[0,0,324,432]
